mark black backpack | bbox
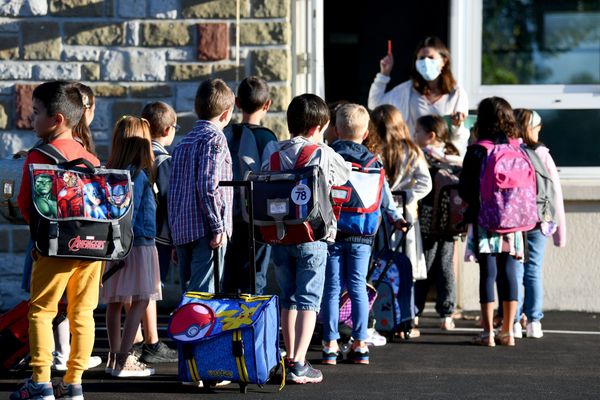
[28,144,134,260]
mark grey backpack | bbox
[523,146,557,226]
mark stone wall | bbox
[0,0,292,310]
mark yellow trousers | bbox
[29,252,102,384]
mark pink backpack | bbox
[477,139,538,233]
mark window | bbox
[451,0,600,172]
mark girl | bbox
[459,97,526,347]
[513,109,566,338]
[368,104,432,338]
[413,115,460,330]
[71,82,96,155]
[101,116,161,377]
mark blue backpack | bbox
[331,156,384,236]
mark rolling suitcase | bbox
[368,191,415,339]
[168,180,283,393]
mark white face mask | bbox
[415,58,443,81]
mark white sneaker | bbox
[513,321,523,339]
[182,380,231,387]
[52,355,102,371]
[365,328,387,347]
[526,321,544,338]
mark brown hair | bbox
[194,78,235,120]
[415,114,459,156]
[473,97,517,143]
[70,82,96,154]
[107,116,155,182]
[141,101,176,139]
[237,76,270,114]
[513,108,538,147]
[286,94,330,136]
[410,36,457,96]
[369,105,422,184]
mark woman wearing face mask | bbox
[368,36,470,157]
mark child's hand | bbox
[450,112,465,126]
[210,233,225,249]
[380,54,394,76]
[393,218,411,232]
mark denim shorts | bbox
[272,241,328,312]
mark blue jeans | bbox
[522,230,546,322]
[322,242,371,341]
[272,241,328,312]
[176,235,225,293]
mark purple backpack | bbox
[477,139,538,233]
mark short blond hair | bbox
[335,103,370,140]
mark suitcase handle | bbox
[218,180,256,295]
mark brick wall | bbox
[0,0,292,309]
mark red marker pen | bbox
[387,39,392,55]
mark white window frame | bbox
[450,0,600,177]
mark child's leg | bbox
[322,243,343,347]
[54,317,70,364]
[496,253,519,336]
[345,243,371,343]
[414,236,436,315]
[28,254,74,383]
[63,259,102,384]
[291,241,328,363]
[272,245,297,358]
[435,239,456,318]
[106,303,123,353]
[120,299,150,354]
[281,309,297,359]
[523,230,547,322]
[141,300,159,345]
[478,254,497,334]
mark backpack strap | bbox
[269,150,282,171]
[154,154,171,169]
[364,155,379,168]
[31,143,68,164]
[230,123,245,155]
[476,140,494,152]
[293,144,319,169]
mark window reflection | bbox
[482,0,600,85]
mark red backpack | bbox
[477,139,538,233]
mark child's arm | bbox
[538,147,566,247]
[197,135,229,239]
[324,147,351,187]
[381,179,408,230]
[405,156,432,205]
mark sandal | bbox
[497,331,515,346]
[472,331,495,347]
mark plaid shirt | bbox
[168,120,233,246]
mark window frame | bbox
[450,0,600,176]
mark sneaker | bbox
[140,341,178,363]
[347,345,369,365]
[10,379,54,400]
[182,380,231,387]
[287,361,323,384]
[104,352,115,375]
[526,321,544,339]
[52,381,83,400]
[321,343,342,365]
[440,317,456,331]
[513,321,523,339]
[52,356,101,372]
[131,343,143,358]
[365,328,387,347]
[112,353,155,377]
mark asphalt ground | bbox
[1,309,598,399]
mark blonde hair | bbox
[335,103,370,140]
[369,105,422,184]
[107,116,155,182]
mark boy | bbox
[262,94,350,384]
[130,101,179,364]
[13,81,101,399]
[223,76,278,294]
[168,79,234,294]
[321,104,408,365]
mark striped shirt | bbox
[168,120,233,246]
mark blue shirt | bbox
[168,120,233,246]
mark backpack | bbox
[225,123,277,218]
[522,146,557,226]
[0,151,29,225]
[331,157,384,236]
[242,143,333,245]
[477,139,538,233]
[28,144,134,260]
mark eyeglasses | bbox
[171,124,181,133]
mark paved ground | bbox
[0,309,598,399]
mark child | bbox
[262,94,350,383]
[101,116,161,376]
[513,108,566,338]
[14,80,101,399]
[71,82,96,155]
[459,97,530,347]
[413,115,461,330]
[368,104,432,337]
[321,103,407,365]
[128,101,180,364]
[169,78,234,293]
[223,76,278,294]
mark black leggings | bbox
[478,253,520,303]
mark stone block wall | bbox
[0,0,292,310]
